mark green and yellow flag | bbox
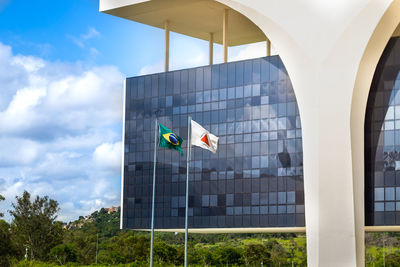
[159,123,184,155]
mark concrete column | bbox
[210,1,394,265]
[266,37,271,56]
[209,32,214,65]
[164,20,170,72]
[223,9,228,63]
[297,67,358,266]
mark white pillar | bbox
[298,66,358,266]
[211,1,394,265]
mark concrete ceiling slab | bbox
[100,0,266,46]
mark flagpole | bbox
[150,118,158,267]
[184,116,192,267]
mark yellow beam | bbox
[134,227,306,234]
[266,37,271,56]
[130,226,400,234]
[165,20,170,72]
[223,9,228,63]
[365,226,400,232]
[209,32,214,65]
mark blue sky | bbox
[0,0,268,222]
[0,0,166,76]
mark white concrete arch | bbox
[217,1,396,266]
[351,0,400,266]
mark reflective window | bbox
[123,56,305,229]
[365,36,400,225]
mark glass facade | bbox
[122,56,305,229]
[365,36,400,225]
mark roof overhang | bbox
[100,0,266,46]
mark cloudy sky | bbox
[0,0,271,222]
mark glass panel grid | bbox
[366,36,400,226]
[123,56,305,229]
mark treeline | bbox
[1,191,400,266]
[1,191,307,266]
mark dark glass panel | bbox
[365,37,400,225]
[123,56,304,229]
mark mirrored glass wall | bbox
[123,56,305,229]
[365,37,400,225]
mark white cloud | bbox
[138,32,208,75]
[139,53,207,76]
[139,61,163,76]
[0,138,42,167]
[68,36,85,48]
[93,142,122,171]
[0,56,123,139]
[82,27,100,40]
[68,27,101,50]
[138,41,278,76]
[229,42,267,62]
[0,42,123,222]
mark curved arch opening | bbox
[351,1,400,265]
[365,35,400,226]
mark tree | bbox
[265,239,289,266]
[214,246,243,266]
[64,229,97,264]
[0,220,17,267]
[154,241,178,265]
[194,247,214,266]
[9,191,63,261]
[244,243,271,266]
[0,194,5,217]
[385,252,400,267]
[49,244,77,265]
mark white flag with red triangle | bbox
[190,119,219,153]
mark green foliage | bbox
[214,245,243,265]
[190,247,214,266]
[9,191,63,261]
[3,190,312,266]
[243,243,271,266]
[97,232,149,265]
[385,252,400,267]
[0,219,17,267]
[63,228,96,264]
[0,194,5,217]
[9,191,400,267]
[88,207,120,237]
[365,232,400,267]
[12,260,57,267]
[49,244,77,265]
[154,241,178,265]
[265,239,289,266]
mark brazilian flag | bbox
[159,123,184,155]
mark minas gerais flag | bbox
[159,123,184,155]
[190,119,219,153]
